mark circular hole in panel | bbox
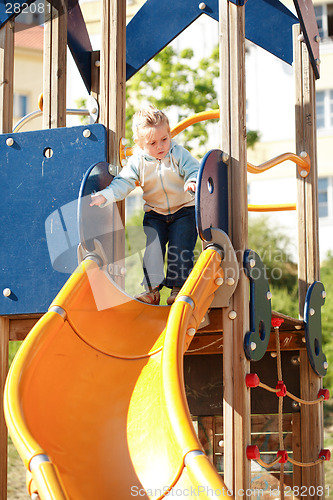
[207,177,214,194]
[43,147,54,158]
[259,320,265,341]
[314,337,320,356]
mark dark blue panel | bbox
[0,0,34,26]
[126,0,298,81]
[67,0,93,92]
[245,0,298,65]
[0,124,107,315]
[304,281,327,377]
[195,149,228,242]
[126,0,208,79]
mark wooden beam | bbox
[294,24,324,497]
[0,317,9,500]
[99,0,126,286]
[219,0,251,496]
[43,0,68,128]
[0,22,14,133]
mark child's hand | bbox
[185,182,196,194]
[90,193,107,207]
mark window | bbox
[13,94,28,118]
[318,177,328,218]
[316,90,333,129]
[314,4,333,40]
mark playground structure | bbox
[0,0,331,499]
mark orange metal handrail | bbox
[119,109,311,178]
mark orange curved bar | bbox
[119,110,311,179]
[119,110,220,163]
[247,152,311,178]
[248,203,296,212]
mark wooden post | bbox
[99,0,126,284]
[43,0,68,128]
[0,22,14,133]
[219,0,251,497]
[0,318,9,500]
[0,19,14,500]
[294,24,324,497]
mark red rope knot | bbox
[318,388,330,400]
[271,318,284,328]
[245,373,260,388]
[277,450,288,463]
[319,449,331,461]
[276,380,286,397]
[246,445,260,460]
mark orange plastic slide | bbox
[4,246,232,500]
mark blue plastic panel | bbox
[0,124,107,315]
[126,0,298,80]
[304,281,327,377]
[196,149,228,241]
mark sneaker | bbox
[135,288,160,305]
[166,287,181,306]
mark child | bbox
[90,105,199,305]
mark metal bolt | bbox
[95,60,100,67]
[316,58,321,66]
[300,169,308,177]
[302,337,306,343]
[322,290,327,299]
[249,258,256,268]
[199,2,206,9]
[295,324,302,330]
[250,341,257,351]
[298,33,304,42]
[323,361,328,370]
[310,308,315,316]
[187,327,196,337]
[266,291,272,300]
[6,137,14,147]
[270,352,277,358]
[222,152,229,163]
[121,137,127,146]
[218,439,223,448]
[292,401,300,409]
[314,35,321,43]
[226,277,235,286]
[300,151,307,158]
[3,288,11,297]
[228,310,237,320]
[83,129,91,138]
[215,277,224,286]
[291,355,300,366]
[121,159,127,167]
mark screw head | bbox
[83,129,91,138]
[228,310,237,320]
[323,361,328,370]
[322,290,327,299]
[215,277,224,286]
[199,2,206,9]
[226,277,235,286]
[3,288,11,297]
[187,327,196,337]
[250,341,257,351]
[266,291,272,300]
[249,258,256,268]
[6,137,14,146]
[309,308,315,316]
[300,169,308,177]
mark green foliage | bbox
[126,44,260,155]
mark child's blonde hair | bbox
[132,105,170,143]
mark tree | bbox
[125,44,260,154]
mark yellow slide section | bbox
[4,246,232,499]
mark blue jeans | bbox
[142,207,197,290]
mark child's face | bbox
[137,125,171,160]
